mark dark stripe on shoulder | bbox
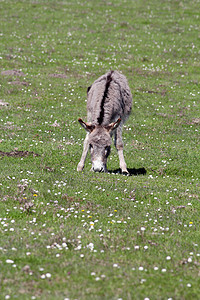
[97,71,114,125]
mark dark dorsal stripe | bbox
[97,71,114,125]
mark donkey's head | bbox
[78,118,121,172]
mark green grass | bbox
[0,0,200,299]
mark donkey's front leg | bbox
[118,149,128,174]
[77,133,89,171]
[114,126,129,174]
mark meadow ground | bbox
[0,0,200,299]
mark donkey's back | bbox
[87,70,132,126]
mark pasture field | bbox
[0,0,200,299]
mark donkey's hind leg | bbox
[77,133,89,171]
[114,126,129,174]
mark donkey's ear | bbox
[87,85,92,94]
[105,118,121,132]
[78,118,95,133]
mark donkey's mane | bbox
[97,70,114,125]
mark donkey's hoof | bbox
[122,171,130,176]
[121,168,130,175]
[77,163,84,172]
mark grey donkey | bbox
[77,70,132,173]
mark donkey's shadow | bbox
[108,167,147,176]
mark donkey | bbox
[77,70,132,173]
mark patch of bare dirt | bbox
[9,80,29,86]
[49,73,67,78]
[138,87,167,96]
[156,113,174,118]
[1,69,25,77]
[0,150,39,157]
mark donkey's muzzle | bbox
[93,166,104,173]
[92,160,105,173]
